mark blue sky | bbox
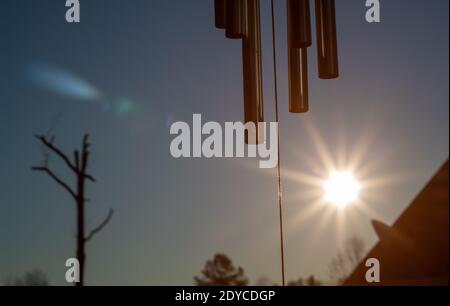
[0,0,448,285]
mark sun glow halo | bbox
[323,171,361,208]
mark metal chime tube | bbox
[288,0,312,48]
[242,0,264,143]
[226,0,246,39]
[214,0,227,29]
[315,0,339,79]
[288,48,309,113]
[287,0,310,113]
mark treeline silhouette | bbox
[194,254,323,286]
[194,237,366,286]
[2,270,49,286]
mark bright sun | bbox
[323,171,361,208]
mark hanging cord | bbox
[270,0,286,287]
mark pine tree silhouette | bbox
[194,254,249,286]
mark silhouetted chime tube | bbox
[315,0,339,79]
[287,0,310,113]
[288,48,309,113]
[287,0,312,48]
[215,0,227,29]
[242,0,264,143]
[226,0,246,39]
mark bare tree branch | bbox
[81,135,90,173]
[35,135,77,172]
[82,134,90,149]
[32,166,77,200]
[85,209,114,243]
[74,150,80,171]
[84,173,96,183]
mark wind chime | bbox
[214,0,339,285]
[214,0,339,117]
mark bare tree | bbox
[328,236,366,284]
[32,134,113,286]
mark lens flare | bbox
[24,62,101,101]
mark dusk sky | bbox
[0,0,448,285]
